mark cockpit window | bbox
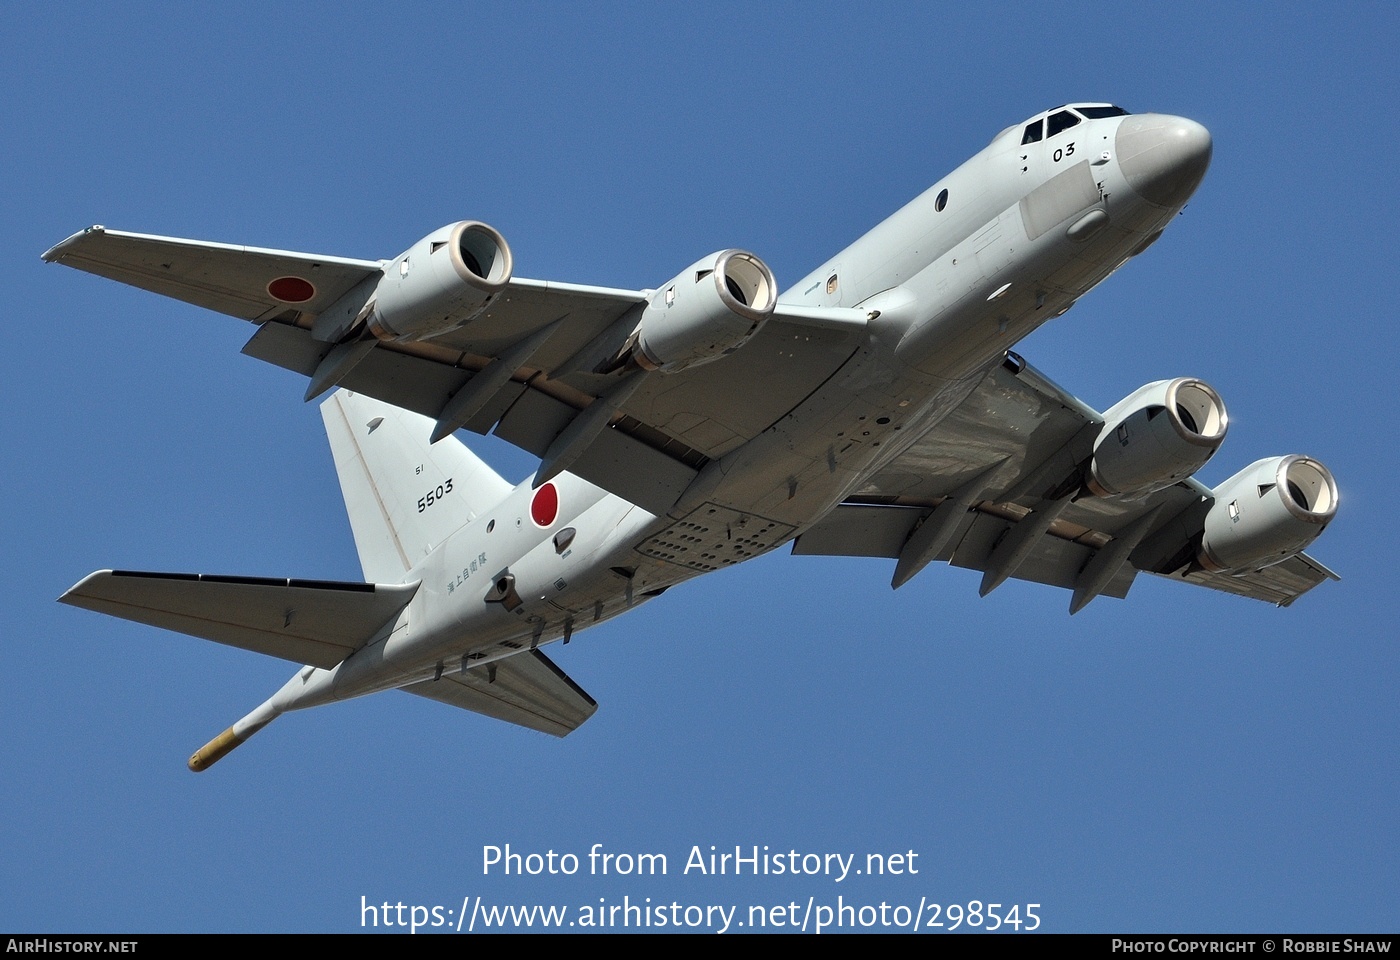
[1075,105,1130,119]
[1021,120,1044,145]
[1046,110,1081,138]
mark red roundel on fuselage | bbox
[267,276,316,303]
[530,482,559,527]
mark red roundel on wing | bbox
[530,482,559,527]
[267,276,316,303]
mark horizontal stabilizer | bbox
[59,570,418,668]
[401,650,597,737]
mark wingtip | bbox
[56,569,116,605]
[42,225,105,263]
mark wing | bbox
[42,226,384,321]
[400,651,597,737]
[793,354,1339,610]
[59,570,419,668]
[45,227,867,516]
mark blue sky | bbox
[4,2,1396,933]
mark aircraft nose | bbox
[1115,114,1212,207]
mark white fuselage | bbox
[278,110,1205,714]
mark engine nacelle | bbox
[368,221,513,342]
[1088,378,1228,497]
[633,250,777,373]
[1198,455,1338,572]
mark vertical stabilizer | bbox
[320,390,513,582]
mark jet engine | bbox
[1197,455,1337,572]
[632,250,777,373]
[1088,378,1228,497]
[367,221,513,342]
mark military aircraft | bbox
[48,104,1338,770]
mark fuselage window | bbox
[1047,110,1081,138]
[935,188,949,212]
[1021,120,1044,145]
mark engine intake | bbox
[633,250,777,373]
[368,221,513,342]
[1198,455,1338,572]
[1088,378,1228,498]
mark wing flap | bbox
[242,321,529,433]
[42,227,382,321]
[794,504,1136,599]
[59,570,418,668]
[401,650,597,736]
[1171,553,1340,607]
[791,503,921,558]
[948,512,1133,599]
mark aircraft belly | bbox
[662,215,1040,527]
[664,348,976,538]
[636,504,796,574]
